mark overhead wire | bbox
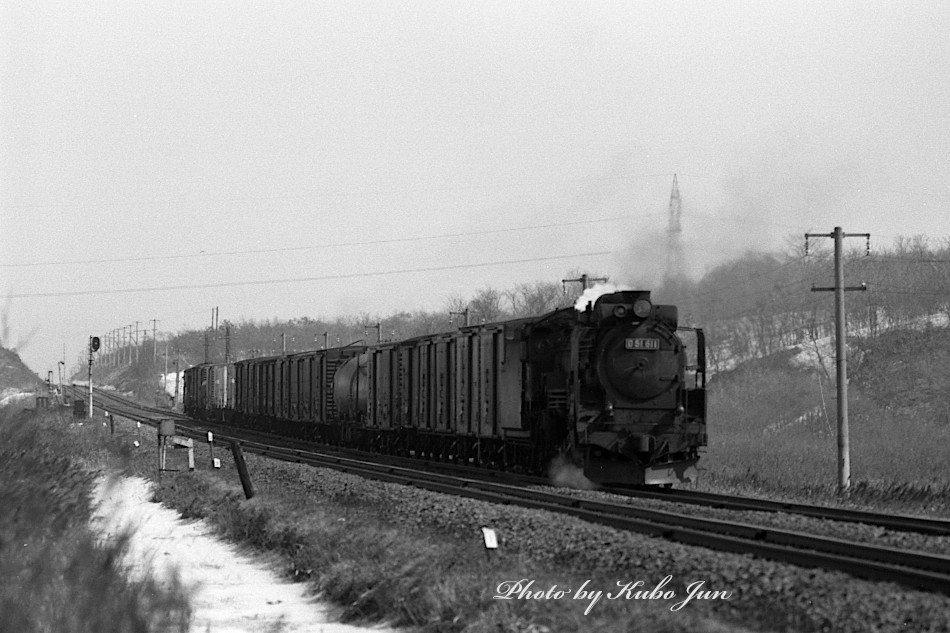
[2,250,613,300]
[1,215,640,268]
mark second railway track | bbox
[68,384,950,597]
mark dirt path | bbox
[91,475,397,633]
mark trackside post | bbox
[230,440,256,499]
[158,419,176,479]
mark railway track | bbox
[67,384,950,596]
[603,485,950,537]
[65,384,189,424]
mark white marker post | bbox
[481,527,499,562]
[208,431,220,468]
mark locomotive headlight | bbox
[632,298,652,318]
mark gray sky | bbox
[2,1,949,374]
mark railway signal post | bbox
[87,336,100,418]
[806,227,869,494]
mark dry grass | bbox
[0,410,191,633]
[147,455,746,633]
[700,327,950,512]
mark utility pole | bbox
[134,321,141,364]
[806,227,869,494]
[174,349,180,407]
[208,307,217,362]
[562,273,608,293]
[449,308,471,327]
[151,319,159,361]
[361,322,382,343]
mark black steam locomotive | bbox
[184,290,706,485]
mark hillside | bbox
[0,346,42,398]
[704,321,950,505]
[0,347,45,408]
[850,324,950,424]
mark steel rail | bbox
[602,485,950,537]
[194,438,950,596]
[67,384,950,537]
[67,386,950,595]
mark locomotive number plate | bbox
[625,338,659,350]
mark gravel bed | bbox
[536,486,950,557]
[242,453,950,633]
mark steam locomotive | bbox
[183,290,707,485]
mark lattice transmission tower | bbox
[664,174,686,282]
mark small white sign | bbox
[207,431,214,443]
[213,458,221,469]
[481,527,498,550]
[133,440,140,448]
[137,421,141,428]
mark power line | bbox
[1,216,634,269]
[2,250,613,299]
[867,285,950,297]
[864,257,950,264]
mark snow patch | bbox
[91,475,397,633]
[0,390,35,408]
[789,312,949,371]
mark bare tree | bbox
[506,281,565,317]
[469,286,507,323]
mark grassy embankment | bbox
[699,325,950,511]
[0,409,191,633]
[90,413,749,633]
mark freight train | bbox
[183,290,707,485]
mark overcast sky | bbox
[2,1,949,374]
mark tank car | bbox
[184,290,706,486]
[330,290,706,484]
